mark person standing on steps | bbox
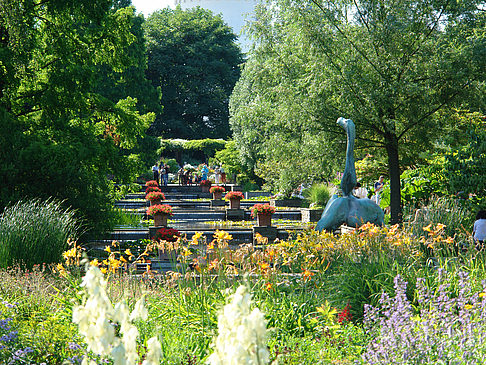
[221,166,226,185]
[152,163,159,183]
[201,164,209,181]
[161,163,170,186]
[215,166,221,184]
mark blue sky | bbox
[131,0,174,16]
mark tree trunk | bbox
[385,133,402,224]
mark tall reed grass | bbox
[0,199,80,268]
[303,183,335,208]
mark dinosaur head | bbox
[337,117,355,134]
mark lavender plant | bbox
[0,300,41,364]
[363,270,486,364]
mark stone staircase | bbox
[90,183,308,272]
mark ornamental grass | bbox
[0,199,80,269]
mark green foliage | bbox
[0,199,80,269]
[0,1,155,233]
[442,111,486,206]
[231,0,486,222]
[144,7,243,138]
[404,195,472,241]
[158,138,228,164]
[303,183,334,208]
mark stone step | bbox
[138,183,243,193]
[102,227,301,244]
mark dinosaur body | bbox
[315,118,384,232]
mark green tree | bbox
[0,0,154,233]
[144,6,243,139]
[231,0,486,222]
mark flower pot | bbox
[150,199,162,206]
[213,191,222,200]
[257,213,272,227]
[202,186,210,193]
[153,213,168,227]
[229,198,241,210]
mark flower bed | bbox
[209,186,225,194]
[250,203,276,218]
[145,180,159,187]
[200,180,212,187]
[152,228,180,242]
[145,191,166,202]
[145,186,162,194]
[146,204,174,217]
[224,191,245,200]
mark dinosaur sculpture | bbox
[315,117,384,232]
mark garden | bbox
[1,0,485,364]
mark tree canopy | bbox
[0,0,157,233]
[230,0,486,222]
[144,6,244,139]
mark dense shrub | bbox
[0,199,80,269]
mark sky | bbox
[131,0,174,16]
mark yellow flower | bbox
[443,237,454,244]
[182,247,192,257]
[124,249,133,257]
[302,269,314,281]
[208,259,219,271]
[90,259,99,267]
[191,232,204,245]
[265,282,273,291]
[56,263,68,277]
[119,256,128,263]
[62,247,77,260]
[100,267,108,274]
[479,292,486,298]
[104,246,111,253]
[465,304,473,310]
[423,224,433,233]
[214,230,233,241]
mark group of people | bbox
[352,175,385,203]
[151,162,170,186]
[174,163,227,186]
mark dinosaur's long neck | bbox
[341,121,357,197]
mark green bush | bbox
[0,199,80,269]
[303,183,334,208]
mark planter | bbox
[150,199,162,206]
[229,198,241,210]
[213,191,222,200]
[201,186,210,193]
[270,198,303,208]
[153,213,168,227]
[257,213,272,227]
[301,208,324,223]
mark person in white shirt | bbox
[151,164,159,182]
[353,182,368,199]
[473,210,486,250]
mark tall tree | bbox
[231,0,486,222]
[144,6,243,139]
[0,0,155,233]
